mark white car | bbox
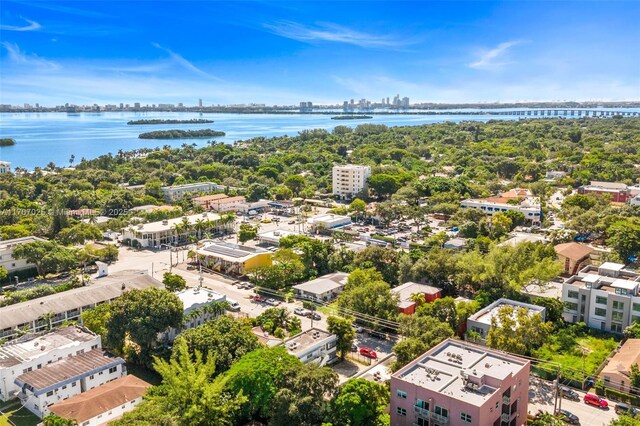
[266,298,281,306]
[226,298,241,311]
[294,307,309,316]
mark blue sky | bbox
[1,1,639,105]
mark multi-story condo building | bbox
[283,328,337,366]
[391,338,530,426]
[577,181,630,203]
[562,262,640,333]
[460,197,541,224]
[161,182,219,201]
[15,349,126,418]
[0,271,163,340]
[466,299,546,343]
[0,236,47,274]
[332,165,371,200]
[121,212,225,248]
[0,326,100,401]
[161,287,226,342]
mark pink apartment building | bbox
[390,339,530,426]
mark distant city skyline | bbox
[1,1,639,105]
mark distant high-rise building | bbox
[119,103,124,109]
[178,103,183,107]
[386,97,390,105]
[134,102,141,109]
[35,103,39,109]
[198,99,203,107]
[401,97,410,108]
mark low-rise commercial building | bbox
[0,236,47,274]
[307,214,352,230]
[554,242,596,275]
[0,326,100,401]
[466,298,546,343]
[0,271,163,340]
[161,287,226,342]
[257,229,301,246]
[192,194,246,212]
[121,212,224,248]
[332,164,371,200]
[161,182,219,201]
[460,197,542,224]
[15,349,126,418]
[562,262,640,333]
[391,338,530,426]
[283,328,337,366]
[292,272,349,302]
[545,171,567,180]
[599,339,640,393]
[577,181,630,203]
[48,375,151,426]
[196,241,272,275]
[391,282,442,315]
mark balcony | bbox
[430,412,449,425]
[502,395,511,405]
[414,405,429,416]
[501,412,516,423]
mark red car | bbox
[584,393,608,408]
[359,347,378,359]
[252,295,266,303]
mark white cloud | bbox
[0,17,41,32]
[1,42,59,69]
[151,42,223,81]
[263,20,412,48]
[469,40,523,70]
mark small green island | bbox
[331,115,373,120]
[0,138,16,146]
[127,119,214,125]
[138,129,226,139]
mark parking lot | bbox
[528,378,619,425]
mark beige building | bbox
[0,236,47,274]
[121,212,224,248]
[600,339,640,393]
[554,242,596,275]
[192,194,246,212]
[161,182,219,201]
[332,165,371,200]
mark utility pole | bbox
[553,368,562,414]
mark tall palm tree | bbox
[194,218,206,239]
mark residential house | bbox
[161,287,226,342]
[554,242,596,275]
[391,282,443,315]
[292,272,349,302]
[599,339,640,393]
[48,375,151,426]
[391,338,530,426]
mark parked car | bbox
[352,324,364,333]
[351,343,358,352]
[266,298,281,306]
[561,386,580,401]
[253,295,266,303]
[557,409,580,425]
[359,347,378,359]
[245,282,256,289]
[306,312,321,321]
[615,403,639,416]
[294,307,309,316]
[226,299,241,311]
[584,393,608,408]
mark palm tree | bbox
[187,250,197,263]
[410,292,426,309]
[194,219,206,239]
[39,311,55,331]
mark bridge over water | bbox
[481,109,638,117]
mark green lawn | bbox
[317,302,339,315]
[0,401,39,426]
[533,326,620,382]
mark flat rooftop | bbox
[161,182,217,190]
[469,298,545,327]
[15,349,125,394]
[0,270,163,330]
[293,272,349,294]
[0,326,97,368]
[283,328,334,355]
[394,339,528,407]
[197,241,269,262]
[307,214,351,227]
[175,287,225,313]
[131,212,221,233]
[0,236,46,251]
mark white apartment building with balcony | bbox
[460,197,542,224]
[282,328,337,366]
[332,165,371,200]
[562,262,640,333]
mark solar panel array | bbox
[203,242,262,258]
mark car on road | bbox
[236,281,250,289]
[306,312,321,321]
[352,324,364,333]
[351,343,358,352]
[584,393,608,408]
[557,409,580,425]
[561,386,580,401]
[252,295,266,303]
[359,347,378,359]
[226,299,241,311]
[614,403,639,416]
[294,307,309,316]
[266,298,281,306]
